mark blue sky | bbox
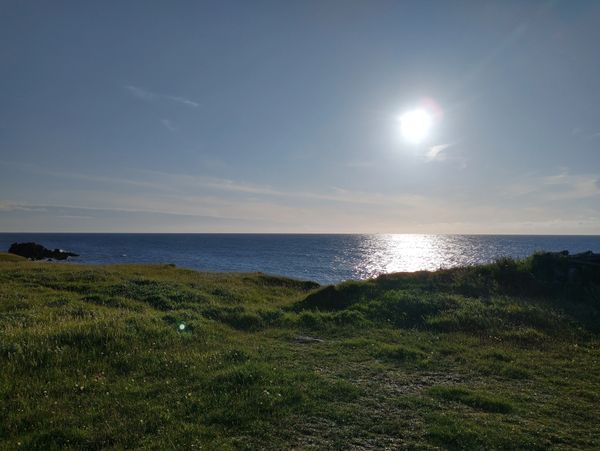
[1,0,599,233]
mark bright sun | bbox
[399,109,432,144]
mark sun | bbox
[399,109,432,144]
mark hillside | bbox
[1,252,599,449]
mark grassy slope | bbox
[0,252,26,263]
[0,253,599,449]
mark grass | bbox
[0,252,26,263]
[0,251,599,449]
[428,386,514,413]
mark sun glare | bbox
[399,109,432,144]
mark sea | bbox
[1,234,599,285]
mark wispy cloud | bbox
[571,126,600,141]
[135,168,428,208]
[163,95,199,108]
[425,143,453,162]
[160,118,177,132]
[0,201,47,212]
[540,171,600,200]
[125,85,156,101]
[0,201,229,220]
[503,169,600,201]
[124,85,199,108]
[3,161,599,234]
[0,160,424,210]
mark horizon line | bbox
[1,231,599,237]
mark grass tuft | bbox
[429,385,514,413]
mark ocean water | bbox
[1,233,599,285]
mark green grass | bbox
[428,386,514,413]
[0,252,26,262]
[0,253,599,449]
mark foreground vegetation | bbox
[1,252,599,449]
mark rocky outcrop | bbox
[8,242,79,261]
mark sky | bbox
[1,0,599,233]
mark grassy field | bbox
[1,251,599,449]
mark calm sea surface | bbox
[1,234,599,285]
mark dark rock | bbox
[8,242,78,261]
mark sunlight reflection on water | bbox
[352,234,449,279]
[1,233,599,284]
[344,233,599,283]
[346,234,558,281]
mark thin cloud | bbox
[503,170,600,201]
[0,201,48,212]
[541,171,600,200]
[0,160,423,209]
[124,85,156,101]
[571,126,600,141]
[56,214,95,220]
[160,118,177,132]
[0,201,240,220]
[425,143,453,162]
[137,169,426,207]
[163,95,199,108]
[124,85,199,108]
[0,160,169,192]
[8,162,597,234]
